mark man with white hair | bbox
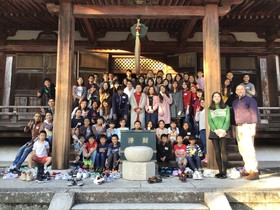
[232,85,259,180]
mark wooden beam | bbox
[78,18,96,46]
[178,19,198,46]
[203,4,221,169]
[52,1,74,170]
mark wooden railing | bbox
[0,106,48,123]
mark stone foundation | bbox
[122,161,155,181]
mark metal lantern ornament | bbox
[130,19,148,75]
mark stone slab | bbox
[122,160,155,181]
[71,203,209,210]
[204,192,232,210]
[48,192,75,210]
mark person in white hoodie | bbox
[195,97,207,163]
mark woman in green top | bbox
[208,92,230,179]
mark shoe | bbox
[93,176,104,185]
[51,172,61,177]
[90,172,100,180]
[240,170,250,176]
[37,175,50,183]
[244,171,259,180]
[20,171,27,181]
[76,178,84,186]
[76,172,83,179]
[201,158,208,163]
[172,169,179,176]
[148,176,162,184]
[78,168,85,173]
[89,165,94,171]
[203,171,215,178]
[193,171,199,180]
[26,171,33,181]
[67,178,76,186]
[62,173,72,180]
[197,171,203,180]
[219,174,227,179]
[44,172,51,180]
[55,174,63,180]
[180,173,187,183]
[3,172,18,179]
[82,171,89,179]
[106,175,115,182]
[215,173,222,178]
[112,172,121,179]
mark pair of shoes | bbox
[215,173,222,178]
[148,176,162,184]
[89,165,94,171]
[111,171,121,179]
[179,173,187,183]
[193,170,203,180]
[219,173,227,179]
[228,168,241,179]
[240,169,250,177]
[3,172,18,179]
[244,171,259,180]
[20,171,33,181]
[55,174,63,180]
[62,173,72,180]
[201,158,208,163]
[203,171,215,178]
[90,172,100,179]
[93,176,105,185]
[67,178,84,186]
[172,169,179,176]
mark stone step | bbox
[227,138,237,145]
[228,160,244,168]
[228,152,243,161]
[71,203,209,210]
[227,145,239,152]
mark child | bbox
[30,130,52,170]
[131,120,142,130]
[156,134,171,163]
[179,122,192,145]
[186,136,203,171]
[106,120,118,144]
[82,134,97,170]
[156,120,168,143]
[174,135,187,171]
[73,135,85,163]
[95,134,109,172]
[71,109,84,141]
[196,70,204,91]
[167,121,179,148]
[195,97,207,163]
[144,120,155,130]
[116,118,129,142]
[79,117,93,140]
[105,134,121,171]
[87,100,100,125]
[92,116,106,142]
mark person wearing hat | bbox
[37,78,56,101]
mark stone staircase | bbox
[71,191,209,210]
[227,138,244,168]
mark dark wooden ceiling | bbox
[0,0,279,44]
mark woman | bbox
[71,99,89,119]
[158,85,173,126]
[99,98,113,124]
[181,81,192,129]
[221,78,232,104]
[174,73,183,87]
[99,81,112,105]
[165,73,173,90]
[112,79,120,94]
[143,78,156,95]
[208,92,230,179]
[130,84,146,129]
[72,77,87,109]
[170,81,184,127]
[137,75,146,90]
[155,76,163,90]
[145,86,159,128]
[189,75,199,89]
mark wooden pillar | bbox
[203,4,221,169]
[266,54,280,107]
[52,1,75,169]
[0,52,6,105]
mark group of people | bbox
[10,69,259,181]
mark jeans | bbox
[187,155,201,170]
[13,143,33,168]
[145,110,158,128]
[106,152,120,169]
[95,152,106,168]
[83,150,97,167]
[199,129,206,154]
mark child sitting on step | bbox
[186,136,203,171]
[174,135,187,171]
[105,134,121,171]
[156,134,171,163]
[82,134,97,170]
[73,135,85,163]
[95,134,109,172]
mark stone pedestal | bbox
[122,161,155,181]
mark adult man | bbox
[232,85,259,180]
[240,74,256,97]
[10,113,43,171]
[37,78,56,101]
[124,79,135,99]
[40,98,55,116]
[112,86,129,123]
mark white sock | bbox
[44,166,47,170]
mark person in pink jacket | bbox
[145,86,159,128]
[158,85,173,127]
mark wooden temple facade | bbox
[0,0,280,169]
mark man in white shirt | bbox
[124,80,135,99]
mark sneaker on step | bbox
[82,171,89,179]
[76,172,83,179]
[193,171,199,180]
[20,171,27,181]
[37,175,50,183]
[67,178,76,186]
[93,176,104,185]
[197,171,203,180]
[62,173,72,180]
[76,178,84,186]
[3,172,18,180]
[26,171,33,181]
[55,174,63,180]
